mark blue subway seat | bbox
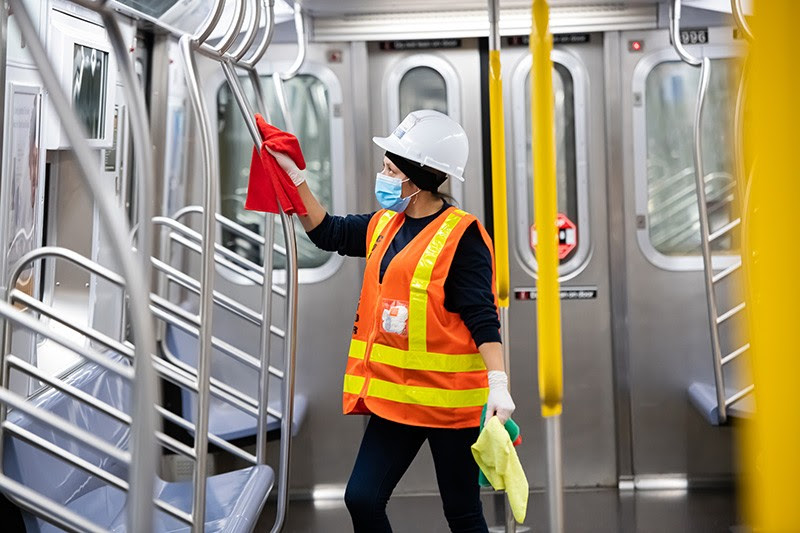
[688,381,756,426]
[164,322,307,441]
[2,360,273,532]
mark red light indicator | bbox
[629,40,643,52]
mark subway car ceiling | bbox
[108,0,746,42]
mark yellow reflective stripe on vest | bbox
[370,343,485,373]
[367,378,487,408]
[368,210,397,257]
[343,374,365,395]
[348,339,367,360]
[408,210,466,352]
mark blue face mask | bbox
[374,172,418,212]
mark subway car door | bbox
[367,39,486,218]
[618,26,746,482]
[502,33,618,488]
[365,38,487,494]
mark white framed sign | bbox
[2,83,44,302]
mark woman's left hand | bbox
[486,370,516,423]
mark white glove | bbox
[486,370,515,424]
[264,145,306,186]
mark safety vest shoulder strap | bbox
[407,208,470,352]
[367,209,397,258]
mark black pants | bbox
[344,415,489,533]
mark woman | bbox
[272,110,516,532]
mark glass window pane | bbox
[398,67,451,196]
[525,64,578,264]
[217,74,333,270]
[645,59,741,256]
[399,67,448,119]
[72,44,109,139]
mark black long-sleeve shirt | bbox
[307,205,501,346]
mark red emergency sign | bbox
[530,213,578,260]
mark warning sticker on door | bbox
[381,300,409,337]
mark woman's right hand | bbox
[265,146,306,187]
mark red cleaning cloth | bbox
[245,114,308,216]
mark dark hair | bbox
[431,189,458,207]
[385,151,448,192]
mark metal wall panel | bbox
[618,26,742,479]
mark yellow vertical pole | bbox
[531,0,563,419]
[488,7,510,311]
[531,1,564,532]
[487,4,517,530]
[742,1,800,530]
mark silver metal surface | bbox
[546,416,564,533]
[213,0,247,56]
[488,0,501,52]
[197,0,225,44]
[313,5,659,41]
[669,0,702,66]
[280,3,308,80]
[231,0,261,62]
[603,31,634,481]
[690,57,727,422]
[242,0,276,69]
[729,0,753,42]
[179,33,218,532]
[273,210,299,533]
[97,12,161,528]
[3,3,159,530]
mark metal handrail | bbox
[232,0,262,62]
[218,37,300,533]
[171,205,288,256]
[280,3,307,81]
[212,0,247,56]
[179,32,218,531]
[730,0,753,43]
[669,0,702,67]
[242,0,275,69]
[671,0,730,423]
[196,0,226,45]
[1,2,158,532]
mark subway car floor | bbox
[259,487,739,532]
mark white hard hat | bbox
[373,110,469,182]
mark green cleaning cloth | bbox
[478,404,522,487]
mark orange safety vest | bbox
[343,206,498,429]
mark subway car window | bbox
[524,64,578,264]
[645,58,740,256]
[398,66,448,119]
[217,74,332,270]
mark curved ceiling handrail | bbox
[669,0,702,66]
[730,0,754,43]
[279,2,307,80]
[196,0,225,45]
[242,0,275,68]
[231,0,262,62]
[212,0,247,55]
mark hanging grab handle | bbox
[669,0,702,66]
[279,3,307,80]
[231,0,262,62]
[730,0,753,43]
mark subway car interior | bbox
[0,0,796,531]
